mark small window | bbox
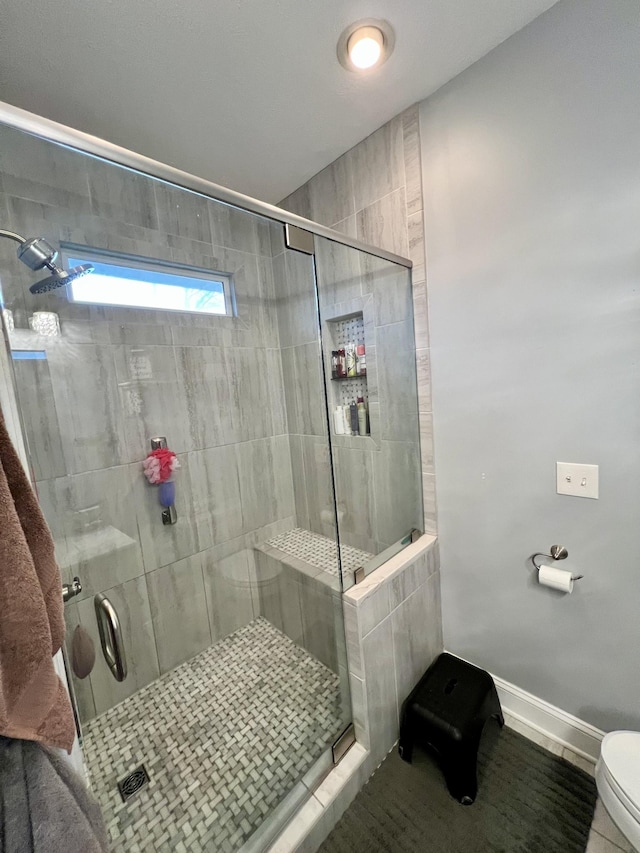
[61,247,233,317]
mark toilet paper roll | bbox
[538,564,574,593]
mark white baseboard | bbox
[492,674,604,765]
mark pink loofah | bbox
[143,448,180,484]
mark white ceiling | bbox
[0,0,557,203]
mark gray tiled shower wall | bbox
[0,120,425,724]
[279,103,436,537]
[276,195,424,557]
[0,125,300,722]
[311,240,423,556]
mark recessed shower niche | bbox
[326,311,371,440]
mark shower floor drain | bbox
[117,765,150,803]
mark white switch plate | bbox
[556,462,599,499]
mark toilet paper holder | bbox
[530,545,583,580]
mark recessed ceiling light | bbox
[348,27,383,69]
[337,19,395,73]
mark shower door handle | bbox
[94,593,128,682]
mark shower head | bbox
[0,229,94,294]
[29,264,94,294]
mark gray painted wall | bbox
[420,0,640,731]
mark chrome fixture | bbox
[62,576,82,603]
[0,228,94,294]
[332,723,356,764]
[530,545,583,581]
[118,765,150,803]
[95,593,128,682]
[150,436,178,525]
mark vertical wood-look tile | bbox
[362,618,398,766]
[349,115,404,212]
[278,182,312,219]
[375,319,420,442]
[309,155,354,227]
[402,104,424,217]
[37,464,144,600]
[78,574,159,715]
[154,182,211,243]
[114,344,192,460]
[201,545,256,641]
[391,573,443,709]
[87,157,158,229]
[236,436,295,531]
[407,210,426,269]
[12,355,66,481]
[422,473,438,535]
[373,440,423,547]
[356,187,409,258]
[419,411,435,475]
[47,342,126,474]
[176,345,235,449]
[300,434,336,538]
[146,554,211,673]
[187,446,244,548]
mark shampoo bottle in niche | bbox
[357,397,368,436]
[350,400,358,435]
[342,404,352,435]
[346,343,357,377]
[356,344,366,376]
[333,405,345,435]
[331,351,339,380]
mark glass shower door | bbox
[313,235,424,589]
[0,120,351,852]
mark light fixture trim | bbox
[337,19,395,73]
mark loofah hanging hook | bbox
[143,441,180,525]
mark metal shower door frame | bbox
[0,100,412,271]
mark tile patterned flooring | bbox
[265,528,372,578]
[83,618,344,852]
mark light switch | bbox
[556,462,599,499]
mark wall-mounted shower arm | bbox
[0,225,94,293]
[0,228,28,245]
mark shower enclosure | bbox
[0,105,422,852]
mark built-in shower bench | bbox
[258,527,372,588]
[253,527,372,673]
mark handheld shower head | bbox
[0,228,94,294]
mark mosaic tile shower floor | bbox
[83,618,344,852]
[265,528,372,577]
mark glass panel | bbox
[313,236,424,590]
[0,122,351,851]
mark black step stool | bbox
[398,652,504,805]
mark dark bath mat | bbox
[319,723,597,853]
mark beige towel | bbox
[0,406,75,752]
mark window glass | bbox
[63,248,232,316]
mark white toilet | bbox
[596,731,640,852]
